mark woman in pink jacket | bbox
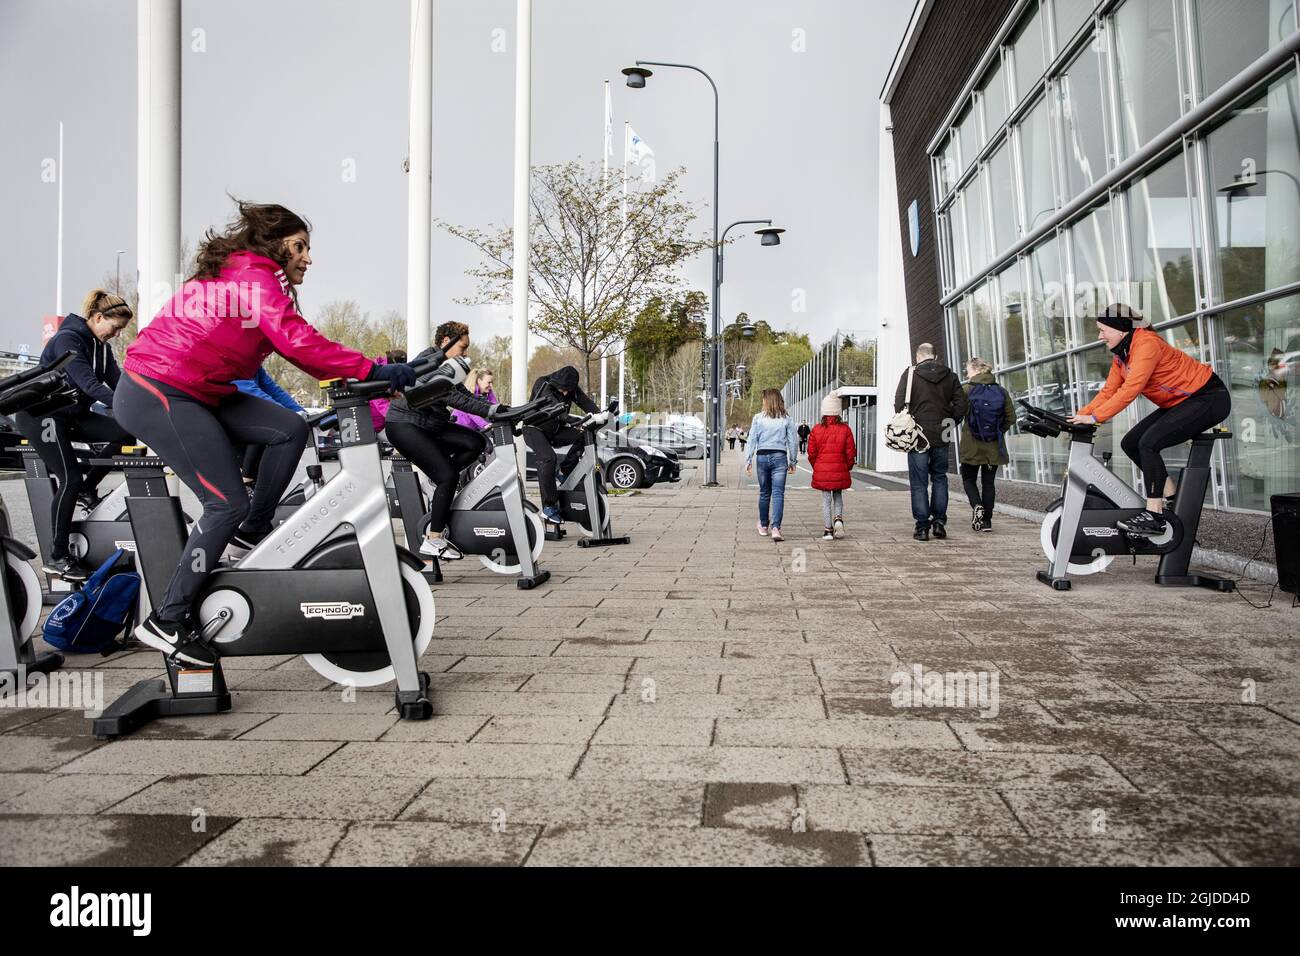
[114,200,417,664]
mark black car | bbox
[0,416,25,472]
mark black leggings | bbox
[12,410,134,559]
[385,420,486,534]
[113,371,308,622]
[1121,374,1231,499]
[960,463,997,516]
[522,425,584,508]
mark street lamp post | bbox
[115,249,126,295]
[623,60,723,483]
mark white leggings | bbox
[822,490,844,528]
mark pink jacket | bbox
[123,251,373,405]
[369,355,392,433]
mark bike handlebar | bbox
[1015,399,1097,438]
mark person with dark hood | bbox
[12,289,136,581]
[1070,303,1229,537]
[894,342,968,541]
[524,365,600,524]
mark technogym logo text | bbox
[890,663,1000,718]
[0,666,103,715]
[49,886,151,936]
[300,602,366,621]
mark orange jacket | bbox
[1078,328,1212,423]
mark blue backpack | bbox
[966,382,1005,443]
[43,548,141,654]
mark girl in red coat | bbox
[808,391,857,540]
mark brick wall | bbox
[890,0,1016,365]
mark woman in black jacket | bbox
[13,289,135,580]
[384,321,509,561]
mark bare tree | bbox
[441,161,711,392]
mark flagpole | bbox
[56,121,64,317]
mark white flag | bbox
[627,126,656,183]
[604,81,613,164]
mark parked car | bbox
[0,416,24,472]
[525,435,680,490]
[624,424,706,459]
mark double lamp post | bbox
[622,60,785,487]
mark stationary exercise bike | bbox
[393,399,567,589]
[91,358,446,738]
[547,402,631,548]
[1017,400,1234,592]
[0,356,79,683]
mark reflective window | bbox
[1053,34,1109,201]
[1011,4,1047,104]
[961,174,990,275]
[956,104,979,172]
[1077,342,1135,480]
[937,211,954,293]
[1019,96,1055,231]
[1195,0,1294,100]
[1054,0,1097,51]
[999,368,1036,480]
[952,301,971,372]
[1207,71,1300,305]
[997,260,1028,365]
[972,280,996,368]
[1126,152,1197,325]
[1113,0,1182,158]
[981,58,1009,134]
[1070,202,1119,331]
[938,134,959,197]
[1030,235,1068,356]
[989,138,1018,253]
[1215,294,1300,510]
[1032,355,1073,480]
[951,196,969,286]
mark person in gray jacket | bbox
[894,342,969,541]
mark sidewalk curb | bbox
[993,503,1279,585]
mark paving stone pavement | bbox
[1,453,1297,867]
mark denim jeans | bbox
[907,446,949,531]
[755,452,788,529]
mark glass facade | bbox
[930,0,1300,511]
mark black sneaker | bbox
[971,505,985,532]
[42,555,90,582]
[1117,509,1167,537]
[76,491,103,514]
[135,612,218,666]
[931,521,947,540]
[229,526,272,557]
[913,528,930,541]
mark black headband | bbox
[1097,305,1138,332]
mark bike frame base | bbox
[1035,570,1072,591]
[577,535,631,548]
[92,671,232,740]
[517,570,551,589]
[1153,571,1235,591]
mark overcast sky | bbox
[0,0,913,355]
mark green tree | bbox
[442,161,711,392]
[625,290,707,403]
[751,341,814,396]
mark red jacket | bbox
[807,418,856,491]
[124,251,373,405]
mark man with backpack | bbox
[894,343,968,541]
[958,357,1015,532]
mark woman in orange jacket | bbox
[1069,304,1230,537]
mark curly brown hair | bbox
[191,199,311,280]
[433,321,470,349]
